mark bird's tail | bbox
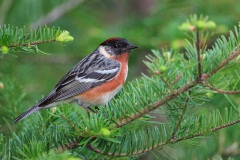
[14,105,40,123]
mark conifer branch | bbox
[170,91,191,139]
[115,80,198,128]
[202,48,240,79]
[203,82,240,94]
[56,140,80,153]
[6,39,56,48]
[87,117,240,158]
[86,141,165,157]
[0,26,73,54]
[60,113,83,135]
[116,46,240,128]
[172,72,182,84]
[173,119,240,143]
[159,74,174,93]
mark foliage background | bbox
[1,0,240,159]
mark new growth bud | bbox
[205,21,216,30]
[179,15,216,32]
[159,65,167,73]
[179,22,195,32]
[100,128,111,137]
[1,46,9,54]
[195,20,205,30]
[56,31,74,43]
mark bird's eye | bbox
[114,44,123,48]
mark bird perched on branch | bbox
[14,37,138,123]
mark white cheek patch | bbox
[99,46,113,58]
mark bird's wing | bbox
[38,52,120,107]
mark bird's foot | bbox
[77,100,98,113]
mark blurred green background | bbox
[1,0,240,159]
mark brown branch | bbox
[203,82,240,94]
[115,80,198,128]
[6,39,56,48]
[0,0,13,24]
[159,74,174,93]
[31,0,85,28]
[56,140,79,153]
[203,49,240,79]
[172,72,182,85]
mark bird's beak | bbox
[127,44,139,50]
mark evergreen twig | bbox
[31,0,85,28]
[87,116,240,157]
[116,48,240,128]
[7,39,56,48]
[202,48,240,79]
[115,80,197,128]
[173,119,240,143]
[203,82,240,94]
[171,72,182,85]
[170,91,191,140]
[60,114,83,135]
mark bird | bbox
[14,37,138,123]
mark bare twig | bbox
[172,72,182,85]
[0,0,13,25]
[196,30,202,81]
[31,0,85,28]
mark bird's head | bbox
[98,37,138,58]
